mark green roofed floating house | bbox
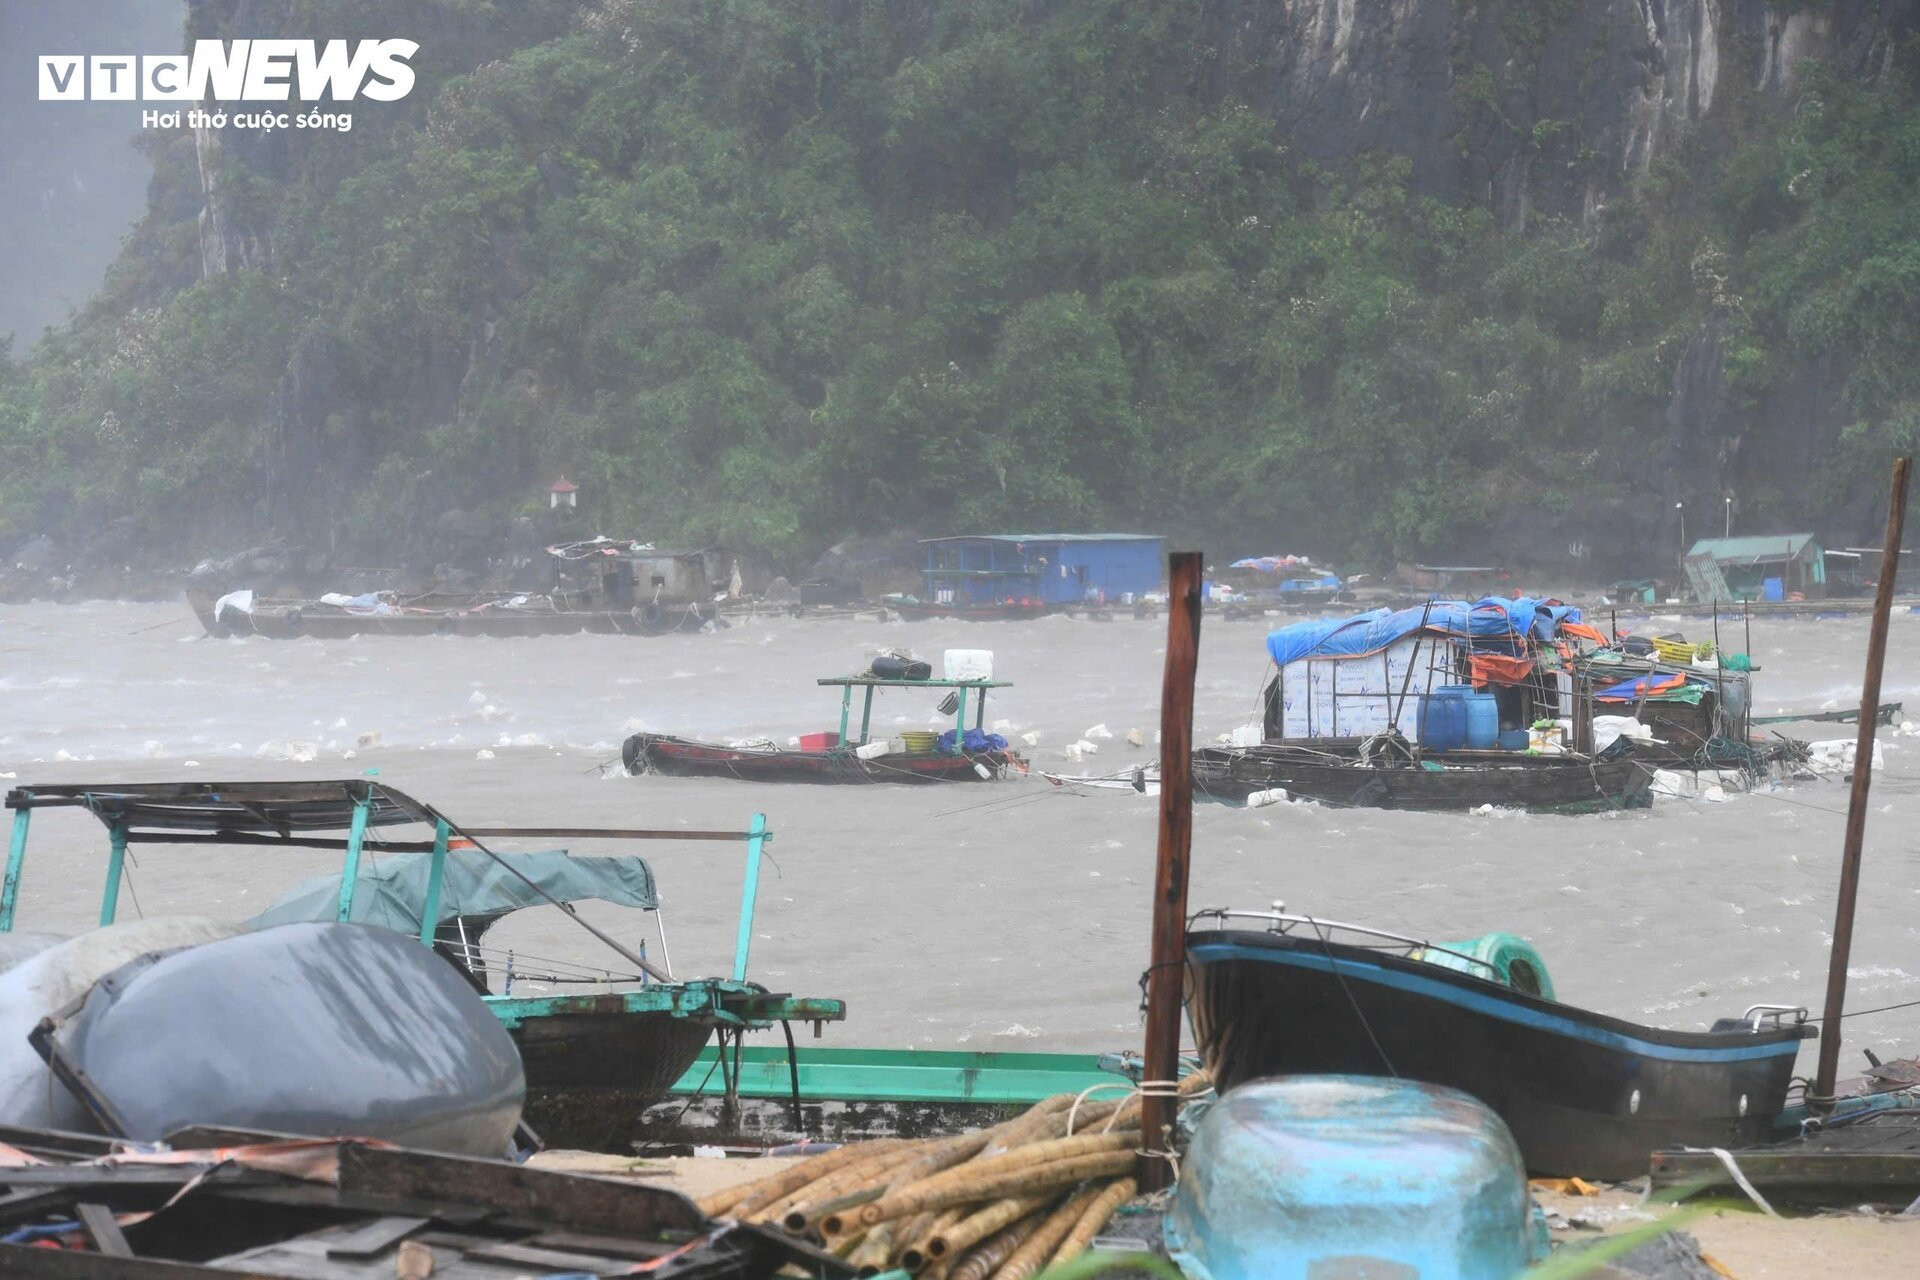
[1683,533,1825,603]
[1,780,844,1148]
[886,534,1165,620]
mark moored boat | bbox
[1192,738,1654,813]
[881,595,1055,622]
[2,781,845,1151]
[1184,908,1813,1178]
[188,586,717,638]
[622,669,1023,785]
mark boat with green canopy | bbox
[1,779,845,1148]
[622,670,1023,784]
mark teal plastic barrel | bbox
[1463,691,1499,750]
[1165,1076,1541,1280]
[1420,686,1472,752]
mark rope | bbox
[1696,1146,1780,1217]
[1126,1078,1186,1183]
[1063,1083,1135,1137]
[1307,915,1398,1078]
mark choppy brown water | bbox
[4,601,1919,1069]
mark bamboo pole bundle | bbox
[692,1070,1210,1274]
[775,1144,927,1229]
[991,1183,1104,1280]
[858,1130,1139,1226]
[702,1137,908,1218]
[949,1213,1044,1280]
[1048,1176,1136,1268]
[787,1186,884,1236]
[979,1093,1076,1154]
[899,1205,969,1271]
[857,1146,1137,1227]
[925,1192,1054,1261]
[849,1221,895,1275]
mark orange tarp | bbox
[1469,653,1537,687]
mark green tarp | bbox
[251,851,658,934]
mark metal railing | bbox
[1187,907,1502,978]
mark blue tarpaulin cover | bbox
[938,728,1010,754]
[1265,598,1583,667]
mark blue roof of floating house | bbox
[1265,597,1583,667]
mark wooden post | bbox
[1814,456,1911,1102]
[1141,550,1203,1191]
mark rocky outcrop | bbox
[1196,0,1918,228]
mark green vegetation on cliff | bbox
[2,0,1916,569]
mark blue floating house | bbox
[916,534,1164,610]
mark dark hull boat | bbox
[508,1006,719,1150]
[1192,743,1653,813]
[189,588,714,639]
[5,781,847,1156]
[622,733,1014,784]
[883,597,1054,622]
[1185,913,1812,1179]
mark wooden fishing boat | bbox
[187,587,716,639]
[2,781,844,1152]
[881,595,1054,622]
[1752,700,1902,727]
[623,734,1013,783]
[1191,740,1653,813]
[622,672,1023,785]
[1184,909,1813,1178]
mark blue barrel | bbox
[1464,692,1499,750]
[1419,686,1471,752]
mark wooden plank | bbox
[0,1188,85,1227]
[526,1229,679,1260]
[1651,1149,1920,1190]
[0,1244,285,1278]
[463,1240,634,1269]
[322,1214,429,1260]
[336,1145,706,1235]
[74,1203,131,1257]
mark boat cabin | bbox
[1,780,843,1031]
[820,672,1012,749]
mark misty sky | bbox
[0,0,182,349]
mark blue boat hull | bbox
[1185,930,1811,1178]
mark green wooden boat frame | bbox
[1,781,845,1038]
[668,1046,1120,1107]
